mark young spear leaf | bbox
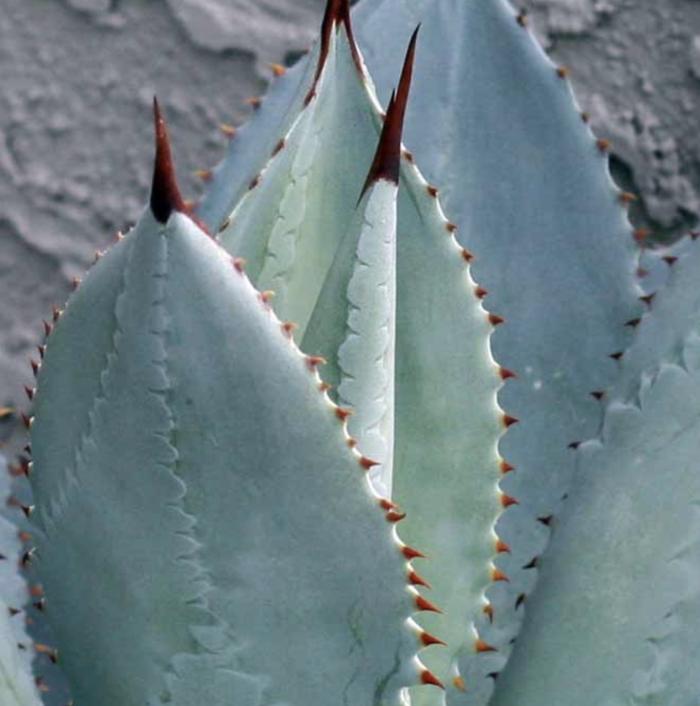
[207,9,508,701]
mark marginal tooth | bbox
[420,630,446,647]
[516,10,528,27]
[24,386,34,401]
[37,345,46,359]
[515,593,527,609]
[359,456,380,470]
[233,257,247,273]
[52,307,62,323]
[663,255,678,266]
[475,639,497,653]
[281,321,298,338]
[491,568,509,582]
[538,515,554,526]
[461,248,474,263]
[335,407,353,422]
[556,66,570,78]
[502,414,519,428]
[500,493,519,508]
[71,277,81,290]
[596,138,611,153]
[420,669,445,689]
[483,603,494,622]
[306,355,327,370]
[475,286,488,299]
[35,643,58,663]
[639,293,655,307]
[195,169,213,182]
[319,381,332,394]
[495,539,511,554]
[619,191,638,204]
[426,185,439,198]
[21,414,33,430]
[581,111,590,123]
[568,441,581,450]
[272,139,286,156]
[43,321,53,337]
[402,545,426,560]
[220,123,237,138]
[499,367,517,380]
[245,96,262,109]
[408,570,431,589]
[259,290,275,304]
[346,437,358,449]
[20,505,34,519]
[21,549,35,567]
[249,175,261,190]
[453,675,467,692]
[446,222,457,234]
[269,62,286,77]
[625,318,642,328]
[590,390,605,400]
[415,594,442,614]
[489,313,505,326]
[379,499,397,511]
[500,460,515,474]
[523,556,539,570]
[30,360,40,376]
[386,510,407,523]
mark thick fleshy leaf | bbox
[352,0,644,692]
[491,238,700,705]
[0,601,42,706]
[30,115,423,704]
[310,178,399,497]
[207,9,507,700]
[0,458,42,706]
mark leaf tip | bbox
[151,97,186,224]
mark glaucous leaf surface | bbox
[491,238,700,705]
[206,11,507,701]
[30,203,420,706]
[0,457,42,706]
[352,0,644,696]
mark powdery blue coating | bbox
[30,209,419,706]
[353,1,643,699]
[491,239,700,705]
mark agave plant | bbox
[3,1,700,705]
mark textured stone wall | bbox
[528,0,700,241]
[1,0,699,450]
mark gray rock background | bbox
[1,0,699,452]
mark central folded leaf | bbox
[204,8,508,703]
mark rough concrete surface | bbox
[0,0,322,450]
[527,0,700,240]
[1,0,699,453]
